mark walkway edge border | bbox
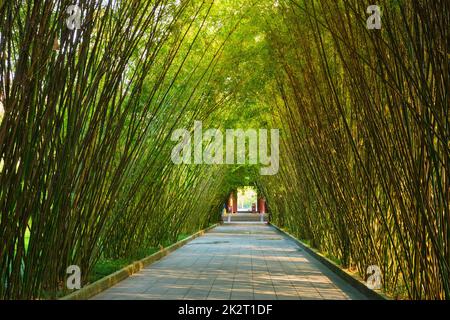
[270,223,387,300]
[61,223,219,300]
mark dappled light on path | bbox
[93,224,365,300]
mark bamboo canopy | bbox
[0,0,449,299]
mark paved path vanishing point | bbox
[92,223,367,300]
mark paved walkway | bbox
[92,223,366,300]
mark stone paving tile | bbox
[92,223,367,300]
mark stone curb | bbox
[61,223,219,300]
[270,223,388,300]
